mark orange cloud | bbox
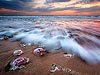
[0,8,100,16]
[38,10,100,16]
[0,8,39,15]
[44,10,76,15]
[0,8,20,12]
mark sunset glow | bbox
[0,0,100,15]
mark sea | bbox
[0,16,100,64]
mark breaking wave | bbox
[0,16,100,64]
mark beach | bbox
[0,16,100,75]
[0,40,100,75]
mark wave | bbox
[0,16,100,64]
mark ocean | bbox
[0,16,100,64]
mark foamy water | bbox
[0,16,100,64]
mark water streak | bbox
[0,16,100,64]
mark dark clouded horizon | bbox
[0,0,100,15]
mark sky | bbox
[0,0,100,15]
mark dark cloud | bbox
[46,0,70,3]
[0,11,21,16]
[33,8,50,12]
[33,6,76,12]
[75,6,100,12]
[20,0,33,2]
[89,0,100,2]
[0,0,32,10]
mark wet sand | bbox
[0,40,100,75]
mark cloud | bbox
[0,0,100,15]
[89,0,99,2]
[31,1,100,12]
[46,0,70,3]
[0,8,42,15]
[75,6,100,12]
[0,0,33,10]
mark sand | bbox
[0,39,100,75]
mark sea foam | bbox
[0,16,100,64]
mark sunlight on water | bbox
[0,16,100,64]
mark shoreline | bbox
[0,40,100,75]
